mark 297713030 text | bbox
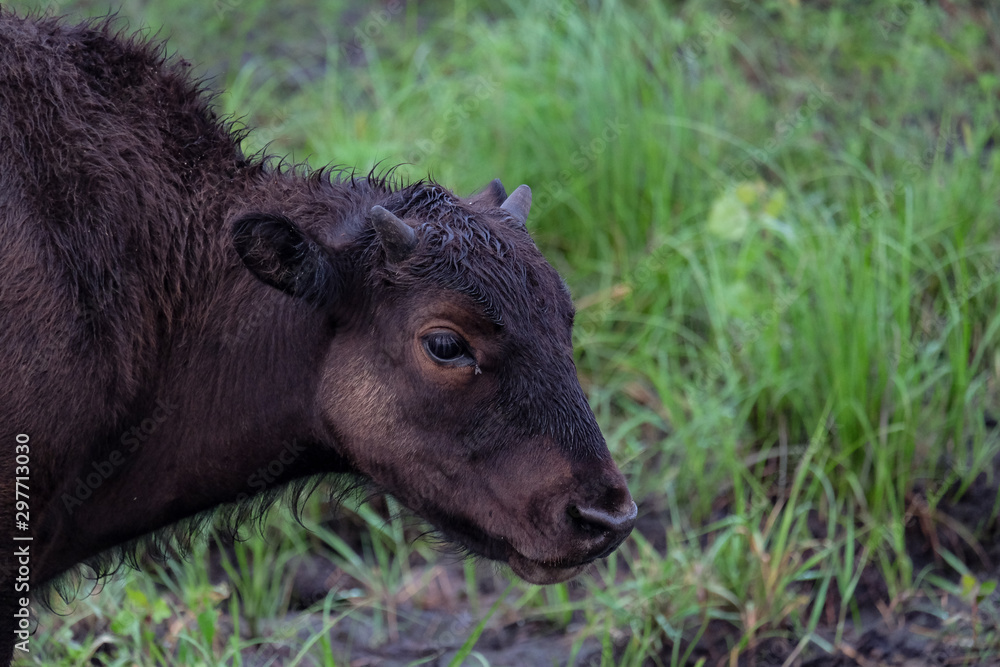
[12,433,31,654]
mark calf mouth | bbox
[506,550,591,585]
[436,519,605,585]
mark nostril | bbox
[568,501,638,534]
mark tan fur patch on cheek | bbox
[318,355,402,465]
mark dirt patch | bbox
[639,459,1000,666]
[233,554,610,667]
[60,467,998,665]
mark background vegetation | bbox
[9,0,1000,664]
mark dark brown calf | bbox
[0,11,635,661]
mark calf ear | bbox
[232,212,334,305]
[466,178,508,208]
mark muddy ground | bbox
[195,466,999,667]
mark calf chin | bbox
[508,554,589,585]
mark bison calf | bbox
[0,11,635,661]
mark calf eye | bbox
[422,331,473,366]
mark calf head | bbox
[233,178,635,584]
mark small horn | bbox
[370,205,416,263]
[500,184,532,226]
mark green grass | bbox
[11,0,1000,664]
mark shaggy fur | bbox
[0,12,635,663]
